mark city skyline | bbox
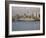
[12,7,40,17]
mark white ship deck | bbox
[16,18,35,21]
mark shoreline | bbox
[15,20,40,22]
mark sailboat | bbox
[35,12,40,21]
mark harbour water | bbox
[12,21,40,31]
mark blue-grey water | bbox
[12,21,40,31]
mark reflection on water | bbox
[12,21,40,31]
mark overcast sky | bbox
[12,7,40,16]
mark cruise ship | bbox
[12,13,40,21]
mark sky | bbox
[12,7,40,16]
